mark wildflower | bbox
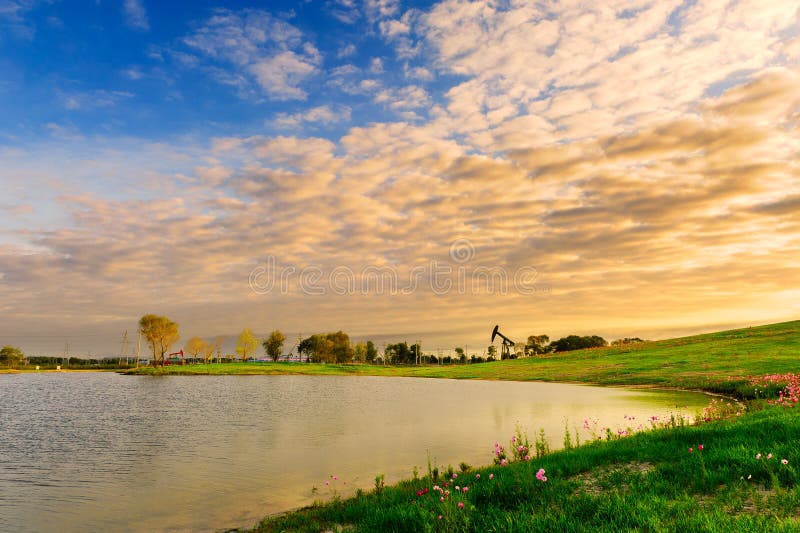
[452,473,458,479]
[536,468,547,482]
[688,447,693,453]
[698,444,704,451]
[325,481,329,486]
[748,474,752,480]
[457,502,464,509]
[455,486,460,491]
[500,459,507,466]
[767,453,773,460]
[489,474,494,480]
[440,496,444,502]
[524,454,531,461]
[332,475,338,480]
[475,474,480,480]
[438,515,442,520]
[462,486,469,493]
[782,459,789,465]
[756,453,762,460]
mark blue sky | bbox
[1,0,800,356]
[2,0,446,143]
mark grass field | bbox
[125,320,800,397]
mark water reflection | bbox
[0,373,710,532]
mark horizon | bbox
[2,1,799,357]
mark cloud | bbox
[274,105,352,128]
[58,89,134,110]
[374,85,431,113]
[365,0,399,23]
[327,0,360,24]
[123,0,149,31]
[182,9,321,100]
[0,0,36,40]
[249,50,319,100]
[337,43,357,58]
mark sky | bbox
[1,0,799,357]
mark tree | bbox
[185,336,206,362]
[0,345,24,367]
[330,331,353,363]
[236,328,258,362]
[386,342,412,364]
[550,335,608,352]
[200,335,224,364]
[139,314,180,366]
[611,337,646,346]
[263,330,286,362]
[365,341,377,363]
[525,335,551,356]
[298,331,353,363]
[354,341,367,363]
[487,345,497,359]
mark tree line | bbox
[1,314,648,369]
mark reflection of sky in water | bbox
[0,374,710,532]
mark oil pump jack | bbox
[491,325,516,359]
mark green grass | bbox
[125,320,800,397]
[249,405,800,532]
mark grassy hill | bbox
[126,320,799,396]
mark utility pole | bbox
[416,339,421,365]
[63,341,70,369]
[119,330,129,367]
[135,329,141,368]
[296,333,302,362]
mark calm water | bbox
[0,373,710,532]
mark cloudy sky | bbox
[1,0,799,357]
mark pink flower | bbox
[457,502,464,509]
[455,486,460,491]
[475,474,480,479]
[782,459,789,465]
[756,453,762,460]
[767,453,773,460]
[698,444,704,451]
[688,447,693,453]
[332,475,338,480]
[536,468,547,482]
[500,459,507,466]
[462,486,469,493]
[489,473,494,480]
[524,454,530,461]
[437,515,442,520]
[452,473,458,479]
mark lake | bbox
[0,372,711,532]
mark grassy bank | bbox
[249,403,800,532]
[125,320,799,397]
